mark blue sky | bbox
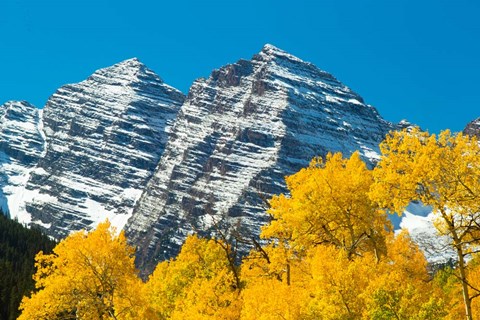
[1,0,479,133]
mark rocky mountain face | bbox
[125,44,394,272]
[0,101,45,221]
[463,117,480,138]
[0,59,185,237]
[0,45,401,274]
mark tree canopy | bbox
[18,221,146,320]
[17,128,480,319]
[263,152,389,259]
[371,128,480,319]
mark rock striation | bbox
[0,45,407,274]
[126,44,394,272]
[463,117,480,138]
[20,59,185,237]
[0,101,45,221]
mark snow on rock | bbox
[2,46,468,274]
[0,101,45,223]
[126,44,395,273]
[21,58,185,237]
[464,117,480,138]
[395,118,421,132]
[399,202,456,265]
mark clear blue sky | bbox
[1,0,479,133]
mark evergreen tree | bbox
[0,212,56,320]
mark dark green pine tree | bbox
[0,211,56,320]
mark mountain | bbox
[0,101,45,222]
[0,45,406,274]
[463,117,480,138]
[125,44,394,272]
[3,59,185,237]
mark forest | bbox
[13,128,480,319]
[0,212,56,320]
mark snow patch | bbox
[400,207,456,265]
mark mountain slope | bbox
[0,101,45,222]
[126,44,394,272]
[21,59,185,237]
[463,117,480,138]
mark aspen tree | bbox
[371,129,480,320]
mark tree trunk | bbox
[441,209,473,320]
[455,242,473,320]
[449,226,473,320]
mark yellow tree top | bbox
[262,151,390,259]
[18,221,145,320]
[370,128,480,238]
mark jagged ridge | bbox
[0,101,45,223]
[126,44,394,273]
[18,59,185,237]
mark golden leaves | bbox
[264,151,389,259]
[21,128,480,319]
[145,235,241,320]
[19,221,146,320]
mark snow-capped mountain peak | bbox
[1,60,185,237]
[125,45,394,273]
[4,45,440,275]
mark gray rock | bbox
[0,101,45,219]
[463,117,480,138]
[22,58,185,237]
[126,44,394,273]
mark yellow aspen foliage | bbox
[241,242,302,284]
[362,232,446,319]
[370,128,480,319]
[240,278,306,320]
[462,255,480,317]
[18,132,470,320]
[370,128,480,220]
[243,151,444,319]
[18,220,146,320]
[240,243,310,319]
[144,235,241,320]
[241,236,444,320]
[263,151,390,259]
[383,231,430,283]
[303,245,375,319]
[433,267,466,320]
